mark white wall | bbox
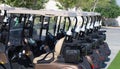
[116,16,120,26]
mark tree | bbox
[56,0,120,18]
[55,0,78,10]
[77,0,111,11]
[56,0,111,11]
[0,0,48,9]
[95,5,120,18]
[95,0,120,18]
[74,0,94,11]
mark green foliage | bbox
[55,0,120,18]
[95,0,120,18]
[56,0,111,11]
[75,0,94,11]
[79,0,120,18]
[81,0,111,11]
[96,0,111,7]
[55,0,78,10]
[0,0,48,9]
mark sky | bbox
[116,0,120,6]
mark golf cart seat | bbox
[33,37,80,69]
[33,37,65,64]
[0,52,7,64]
[0,43,7,64]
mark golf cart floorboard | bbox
[35,63,78,69]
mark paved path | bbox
[103,27,120,69]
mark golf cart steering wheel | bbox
[37,51,54,63]
[37,32,57,63]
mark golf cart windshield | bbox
[9,14,24,46]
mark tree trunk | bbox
[92,0,98,12]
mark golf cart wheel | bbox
[78,64,87,69]
[100,42,111,56]
[98,47,108,62]
[103,42,111,56]
[81,57,92,69]
[90,51,101,69]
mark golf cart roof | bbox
[41,10,77,17]
[85,12,101,16]
[83,12,96,16]
[76,11,88,16]
[76,11,100,16]
[7,9,46,15]
[0,4,14,10]
[95,12,101,16]
[7,9,100,17]
[42,10,90,17]
[7,9,77,17]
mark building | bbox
[116,16,120,26]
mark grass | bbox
[108,51,120,69]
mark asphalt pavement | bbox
[103,27,120,69]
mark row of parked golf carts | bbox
[0,8,111,69]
